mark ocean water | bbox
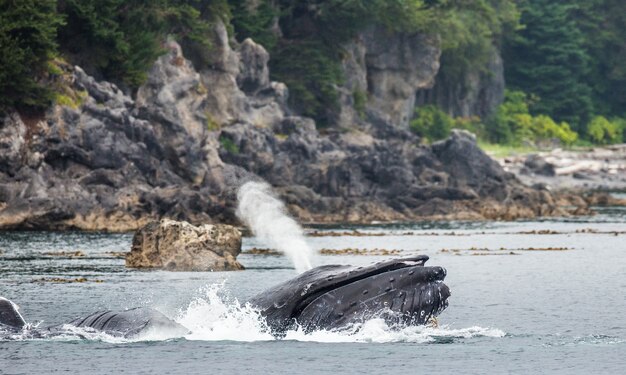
[1,208,625,374]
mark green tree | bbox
[503,0,593,131]
[230,0,278,49]
[572,0,626,118]
[0,0,64,113]
[436,0,519,82]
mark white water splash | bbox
[176,284,274,342]
[236,181,314,273]
[283,320,505,343]
[173,284,504,344]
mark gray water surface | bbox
[1,210,625,374]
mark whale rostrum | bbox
[0,256,450,338]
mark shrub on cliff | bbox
[410,105,453,142]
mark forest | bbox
[1,0,624,146]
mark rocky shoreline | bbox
[497,145,626,193]
[0,23,594,231]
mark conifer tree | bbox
[0,0,63,113]
[504,0,593,131]
[573,0,626,117]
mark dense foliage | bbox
[412,91,579,147]
[485,91,578,146]
[0,0,624,146]
[57,0,228,89]
[586,116,624,145]
[0,0,63,112]
[413,0,625,146]
[0,0,227,113]
[435,0,519,82]
[503,0,626,143]
[503,0,592,131]
[572,0,626,119]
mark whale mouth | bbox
[248,255,451,334]
[292,256,447,321]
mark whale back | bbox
[0,297,26,329]
[65,307,189,338]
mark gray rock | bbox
[0,112,26,175]
[524,154,556,176]
[238,38,271,94]
[126,219,243,271]
[0,42,230,231]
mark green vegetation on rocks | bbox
[0,0,229,113]
[410,105,453,142]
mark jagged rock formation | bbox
[126,219,243,271]
[0,22,571,231]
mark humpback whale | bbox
[0,256,449,338]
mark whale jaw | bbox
[249,256,450,333]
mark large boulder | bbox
[125,219,244,271]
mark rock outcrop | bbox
[0,22,572,231]
[125,219,243,271]
[0,45,232,231]
[416,46,505,119]
[220,122,568,222]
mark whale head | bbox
[248,255,450,333]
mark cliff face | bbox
[0,23,567,230]
[416,47,505,119]
[337,27,441,128]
